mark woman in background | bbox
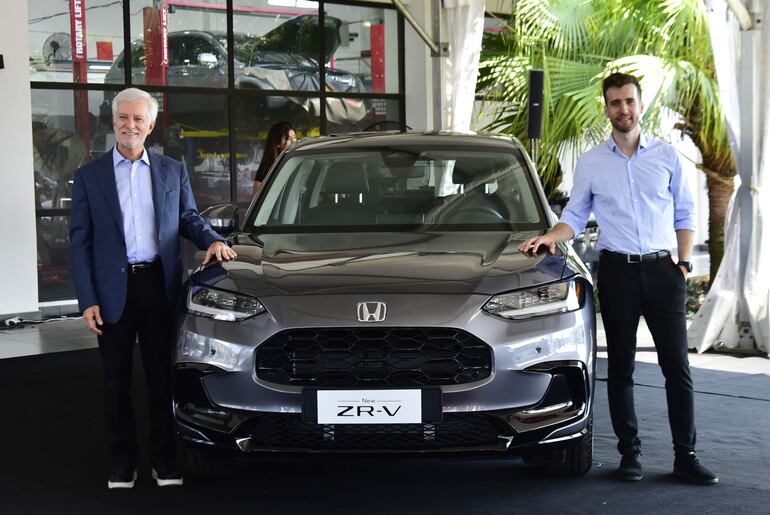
[252,122,297,195]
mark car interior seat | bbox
[301,162,382,224]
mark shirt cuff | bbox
[674,220,696,232]
[557,215,585,240]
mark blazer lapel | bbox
[94,152,124,233]
[149,151,171,235]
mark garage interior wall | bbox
[0,3,38,316]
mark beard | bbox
[610,116,638,133]
[119,140,142,149]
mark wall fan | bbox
[42,33,72,62]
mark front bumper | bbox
[174,360,593,455]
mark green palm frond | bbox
[545,57,604,100]
[477,0,734,196]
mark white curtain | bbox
[743,0,770,354]
[689,0,770,355]
[706,0,741,151]
[442,0,486,131]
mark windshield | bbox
[248,146,547,232]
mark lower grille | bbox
[256,327,492,387]
[235,413,511,450]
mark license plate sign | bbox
[316,389,422,424]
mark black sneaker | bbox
[152,464,183,487]
[674,452,719,485]
[617,453,643,481]
[107,465,137,489]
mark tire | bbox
[185,447,243,478]
[544,416,593,476]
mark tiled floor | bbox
[596,315,770,400]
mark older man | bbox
[70,88,236,489]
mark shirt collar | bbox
[605,132,649,153]
[112,146,150,168]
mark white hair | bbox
[112,88,159,123]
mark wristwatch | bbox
[677,260,693,273]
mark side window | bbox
[116,42,145,69]
[170,36,191,66]
[277,160,316,224]
[132,43,146,68]
[167,36,180,67]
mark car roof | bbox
[291,132,520,153]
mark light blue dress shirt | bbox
[559,134,696,254]
[113,147,160,264]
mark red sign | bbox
[96,41,113,61]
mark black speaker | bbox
[527,69,544,139]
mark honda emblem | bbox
[356,302,387,322]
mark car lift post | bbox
[68,0,90,154]
[144,1,170,142]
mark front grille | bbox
[235,413,510,450]
[256,327,492,387]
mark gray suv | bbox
[175,132,596,477]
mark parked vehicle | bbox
[102,15,369,130]
[174,132,596,477]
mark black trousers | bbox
[96,262,176,468]
[598,251,696,457]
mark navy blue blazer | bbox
[70,150,223,324]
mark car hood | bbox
[255,14,342,63]
[191,231,572,297]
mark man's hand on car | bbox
[202,240,237,266]
[518,236,557,257]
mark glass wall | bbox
[128,0,229,87]
[325,3,399,94]
[232,94,321,202]
[28,0,124,84]
[29,0,404,302]
[31,88,116,301]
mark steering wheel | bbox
[443,205,507,223]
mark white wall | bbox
[0,1,39,316]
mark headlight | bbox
[483,278,585,320]
[186,285,265,321]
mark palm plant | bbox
[477,0,735,281]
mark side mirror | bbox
[197,52,219,67]
[201,203,239,235]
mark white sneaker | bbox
[107,466,137,489]
[152,466,184,487]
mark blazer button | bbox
[121,267,126,273]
